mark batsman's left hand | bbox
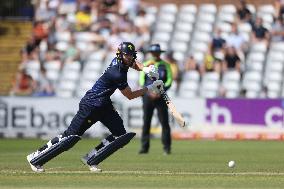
[143,65,159,80]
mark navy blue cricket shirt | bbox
[81,57,129,107]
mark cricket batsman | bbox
[27,42,163,172]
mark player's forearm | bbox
[121,86,148,100]
[127,87,148,100]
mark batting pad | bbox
[30,135,81,166]
[86,132,136,165]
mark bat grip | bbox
[152,77,169,102]
[157,85,170,102]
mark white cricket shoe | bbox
[89,165,102,172]
[27,152,45,173]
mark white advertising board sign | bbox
[0,97,109,138]
[0,96,205,138]
[6,96,284,140]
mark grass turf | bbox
[1,138,284,189]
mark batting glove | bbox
[146,80,164,93]
[143,65,159,80]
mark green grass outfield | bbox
[1,138,284,189]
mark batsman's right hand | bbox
[146,80,164,94]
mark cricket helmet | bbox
[118,42,136,55]
[116,42,137,66]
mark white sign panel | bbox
[0,96,206,138]
[0,97,108,138]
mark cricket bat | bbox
[158,86,186,127]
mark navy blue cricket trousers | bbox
[63,102,126,137]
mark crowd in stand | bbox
[183,0,281,76]
[11,0,148,96]
[10,0,284,98]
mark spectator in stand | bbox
[45,17,57,50]
[89,0,99,18]
[34,0,57,22]
[117,12,134,33]
[42,43,63,69]
[210,28,226,55]
[75,4,92,31]
[44,43,62,62]
[33,21,49,46]
[251,17,270,46]
[274,0,284,18]
[21,36,38,61]
[184,55,199,72]
[199,51,222,76]
[13,0,154,99]
[214,51,224,73]
[10,68,35,96]
[33,66,55,97]
[97,0,119,17]
[222,46,241,74]
[236,0,253,24]
[55,13,70,32]
[21,49,41,71]
[225,23,247,60]
[199,52,214,76]
[226,23,246,51]
[91,16,112,37]
[270,16,284,43]
[63,37,81,63]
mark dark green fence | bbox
[0,0,34,20]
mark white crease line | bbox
[1,170,284,176]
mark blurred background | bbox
[0,0,283,140]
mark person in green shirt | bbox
[139,44,173,155]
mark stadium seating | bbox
[56,61,81,98]
[8,1,284,99]
[44,60,61,84]
[200,72,220,98]
[179,70,200,98]
[222,71,241,98]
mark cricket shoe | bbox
[27,151,45,173]
[81,151,102,172]
[89,165,102,172]
[163,148,171,155]
[138,149,148,154]
[81,156,102,172]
